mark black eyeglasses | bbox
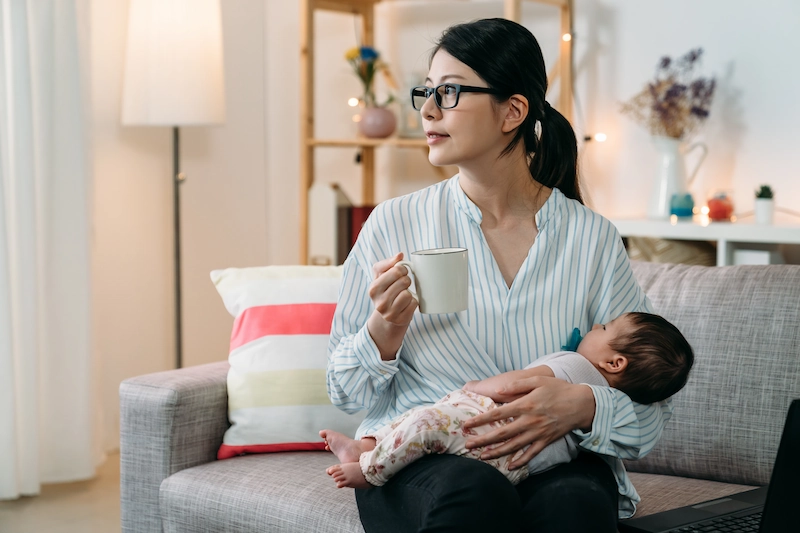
[410,83,505,110]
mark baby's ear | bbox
[602,354,628,374]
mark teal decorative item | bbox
[670,192,695,218]
[561,327,583,352]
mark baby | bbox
[320,312,694,489]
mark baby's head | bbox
[577,312,694,404]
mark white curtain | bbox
[0,0,97,499]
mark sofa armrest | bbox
[120,361,230,533]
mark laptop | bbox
[619,399,799,533]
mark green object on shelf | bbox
[755,185,774,199]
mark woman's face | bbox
[421,50,509,169]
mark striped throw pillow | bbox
[211,265,364,459]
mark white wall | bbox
[90,0,271,450]
[91,0,174,450]
[571,0,800,221]
[90,0,800,450]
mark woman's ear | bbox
[501,94,529,133]
[600,354,628,375]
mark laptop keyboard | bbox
[668,511,762,532]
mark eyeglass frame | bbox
[410,83,506,110]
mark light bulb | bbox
[594,132,607,142]
[562,33,572,42]
[348,97,359,107]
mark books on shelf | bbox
[309,182,374,265]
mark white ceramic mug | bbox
[397,247,468,314]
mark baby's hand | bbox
[462,377,512,401]
[462,380,480,393]
[463,371,536,403]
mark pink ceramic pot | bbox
[359,107,397,139]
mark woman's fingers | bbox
[508,440,548,470]
[462,403,516,431]
[369,253,418,325]
[376,271,412,310]
[372,253,403,278]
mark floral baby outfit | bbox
[359,389,528,486]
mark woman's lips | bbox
[426,131,449,145]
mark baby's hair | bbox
[610,312,694,404]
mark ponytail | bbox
[529,103,582,204]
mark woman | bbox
[327,18,670,532]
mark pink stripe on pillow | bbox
[217,441,327,460]
[230,303,336,351]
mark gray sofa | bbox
[120,261,800,532]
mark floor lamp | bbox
[121,0,226,368]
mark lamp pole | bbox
[121,0,225,370]
[173,127,185,368]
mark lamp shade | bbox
[121,0,225,126]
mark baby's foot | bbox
[326,462,372,489]
[319,429,369,463]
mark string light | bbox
[562,33,572,42]
[583,132,608,143]
[348,97,359,107]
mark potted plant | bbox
[345,46,397,138]
[754,185,774,224]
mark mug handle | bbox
[396,261,419,303]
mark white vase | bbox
[648,136,708,220]
[754,198,774,224]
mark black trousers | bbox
[355,452,618,533]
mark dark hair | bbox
[433,18,582,203]
[610,312,694,404]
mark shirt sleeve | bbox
[575,221,674,459]
[326,212,402,414]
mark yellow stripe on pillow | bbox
[227,368,330,410]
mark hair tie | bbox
[540,101,552,121]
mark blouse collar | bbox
[451,174,561,228]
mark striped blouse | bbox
[327,176,672,517]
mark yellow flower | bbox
[345,47,360,61]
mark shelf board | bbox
[611,217,800,245]
[308,137,428,148]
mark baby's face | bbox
[577,314,632,365]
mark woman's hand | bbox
[461,376,596,469]
[368,253,417,326]
[366,253,418,360]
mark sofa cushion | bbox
[628,262,800,485]
[157,455,759,532]
[211,265,364,459]
[626,472,756,517]
[159,452,364,533]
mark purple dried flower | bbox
[665,83,687,101]
[621,47,715,139]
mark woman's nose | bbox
[420,92,441,120]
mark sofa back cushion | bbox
[211,265,364,459]
[626,261,800,486]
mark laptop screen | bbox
[759,399,800,532]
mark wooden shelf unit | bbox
[299,0,573,263]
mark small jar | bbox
[707,190,735,221]
[670,193,695,218]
